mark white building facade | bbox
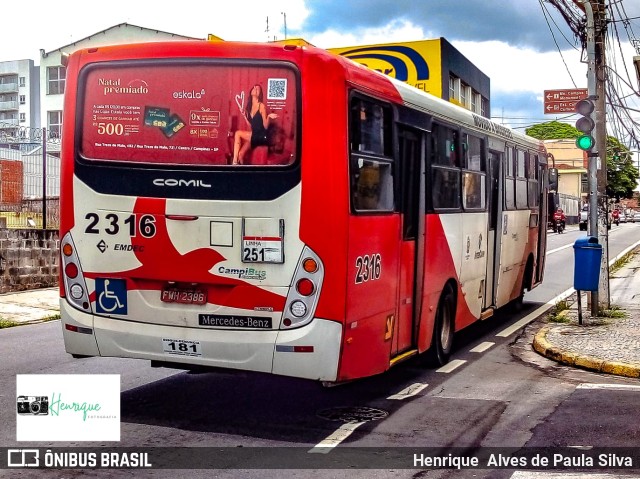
[0,59,40,141]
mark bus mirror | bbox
[548,168,558,191]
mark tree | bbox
[606,138,639,200]
[525,120,581,140]
[526,121,639,200]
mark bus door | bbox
[536,158,548,283]
[394,125,425,356]
[486,150,503,307]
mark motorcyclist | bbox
[553,207,566,231]
[612,209,620,225]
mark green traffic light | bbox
[576,135,594,151]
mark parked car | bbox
[620,213,627,223]
[634,211,640,223]
[579,204,612,230]
[579,205,589,231]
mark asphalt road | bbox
[2,222,640,479]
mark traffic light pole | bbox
[581,0,609,315]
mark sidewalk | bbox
[533,246,640,378]
[0,287,60,324]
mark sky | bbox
[3,0,640,145]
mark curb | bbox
[533,325,640,379]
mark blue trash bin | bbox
[573,236,602,291]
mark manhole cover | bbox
[317,406,388,423]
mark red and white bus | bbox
[60,41,549,383]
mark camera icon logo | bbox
[16,396,49,415]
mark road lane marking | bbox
[469,341,494,353]
[547,243,574,255]
[387,382,428,400]
[436,359,466,373]
[496,288,574,338]
[308,421,366,453]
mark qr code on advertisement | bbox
[267,78,287,100]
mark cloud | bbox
[300,0,573,52]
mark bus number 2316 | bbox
[355,254,382,284]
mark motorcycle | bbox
[553,214,565,233]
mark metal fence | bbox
[0,125,60,229]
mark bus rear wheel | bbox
[425,284,455,367]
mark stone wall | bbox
[0,229,59,293]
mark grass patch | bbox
[0,313,60,329]
[548,299,572,323]
[0,318,20,329]
[611,251,637,274]
[597,306,627,319]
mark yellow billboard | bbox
[329,39,443,98]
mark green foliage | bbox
[526,121,639,200]
[606,138,640,200]
[525,121,580,140]
[0,318,19,329]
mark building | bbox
[544,139,585,223]
[0,59,40,142]
[328,38,490,117]
[39,23,202,153]
[545,139,587,201]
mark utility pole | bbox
[580,0,600,315]
[593,0,610,310]
[578,0,609,315]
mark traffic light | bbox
[575,98,595,151]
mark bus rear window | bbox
[79,63,297,167]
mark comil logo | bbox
[153,178,211,188]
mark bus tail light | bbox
[60,232,92,314]
[296,278,314,296]
[280,246,324,330]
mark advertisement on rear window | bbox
[80,64,297,167]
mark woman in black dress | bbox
[232,84,278,165]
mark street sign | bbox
[543,88,588,114]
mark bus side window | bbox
[349,95,394,213]
[432,167,461,210]
[350,98,391,156]
[504,146,516,210]
[431,124,459,167]
[527,153,539,207]
[352,158,393,211]
[430,123,461,211]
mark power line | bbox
[539,0,580,87]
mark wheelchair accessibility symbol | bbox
[95,278,127,314]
